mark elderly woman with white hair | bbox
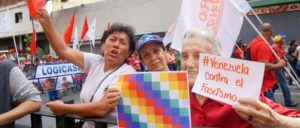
[181,29,300,128]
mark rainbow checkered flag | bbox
[116,71,191,128]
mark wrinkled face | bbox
[139,42,168,71]
[101,32,131,66]
[181,38,209,86]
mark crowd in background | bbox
[0,52,87,101]
[232,35,299,107]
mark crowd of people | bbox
[232,23,299,108]
[1,8,300,128]
[0,51,87,100]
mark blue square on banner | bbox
[162,99,170,108]
[153,90,161,99]
[136,74,144,82]
[171,108,180,116]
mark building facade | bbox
[0,0,47,58]
[1,0,299,58]
[50,0,182,54]
[0,0,182,56]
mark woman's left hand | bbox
[233,98,282,128]
[105,87,121,107]
[46,100,65,116]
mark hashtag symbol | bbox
[203,56,209,67]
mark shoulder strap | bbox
[89,64,124,102]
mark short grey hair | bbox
[183,29,222,55]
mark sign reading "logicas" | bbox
[35,62,81,79]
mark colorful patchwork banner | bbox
[117,71,191,128]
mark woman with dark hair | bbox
[35,9,136,128]
[287,40,298,84]
[136,34,169,71]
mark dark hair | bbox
[166,43,172,50]
[290,40,297,46]
[100,23,136,56]
[137,42,165,60]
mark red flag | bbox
[107,22,111,30]
[81,17,89,43]
[30,28,36,59]
[64,12,75,44]
[27,0,45,17]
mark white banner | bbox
[167,0,251,57]
[192,53,264,105]
[85,18,96,47]
[35,62,81,79]
[73,26,79,50]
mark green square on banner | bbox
[140,122,147,127]
[144,74,152,82]
[124,105,131,113]
[161,90,170,99]
[151,82,160,90]
[179,108,189,116]
[132,114,139,122]
[170,99,179,108]
[119,99,124,104]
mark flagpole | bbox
[78,35,86,49]
[285,58,300,84]
[242,12,300,88]
[89,40,93,53]
[31,20,35,63]
[78,41,82,49]
[235,44,244,55]
[12,32,20,66]
[250,9,263,24]
[250,9,300,86]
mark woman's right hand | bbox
[33,8,85,68]
[34,8,53,30]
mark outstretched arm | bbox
[35,9,84,68]
[234,98,300,128]
[0,101,41,125]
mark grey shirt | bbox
[9,67,41,105]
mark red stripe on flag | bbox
[64,11,75,44]
[81,17,89,44]
[30,28,36,59]
[27,0,45,17]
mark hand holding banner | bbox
[192,54,265,105]
[27,0,45,17]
